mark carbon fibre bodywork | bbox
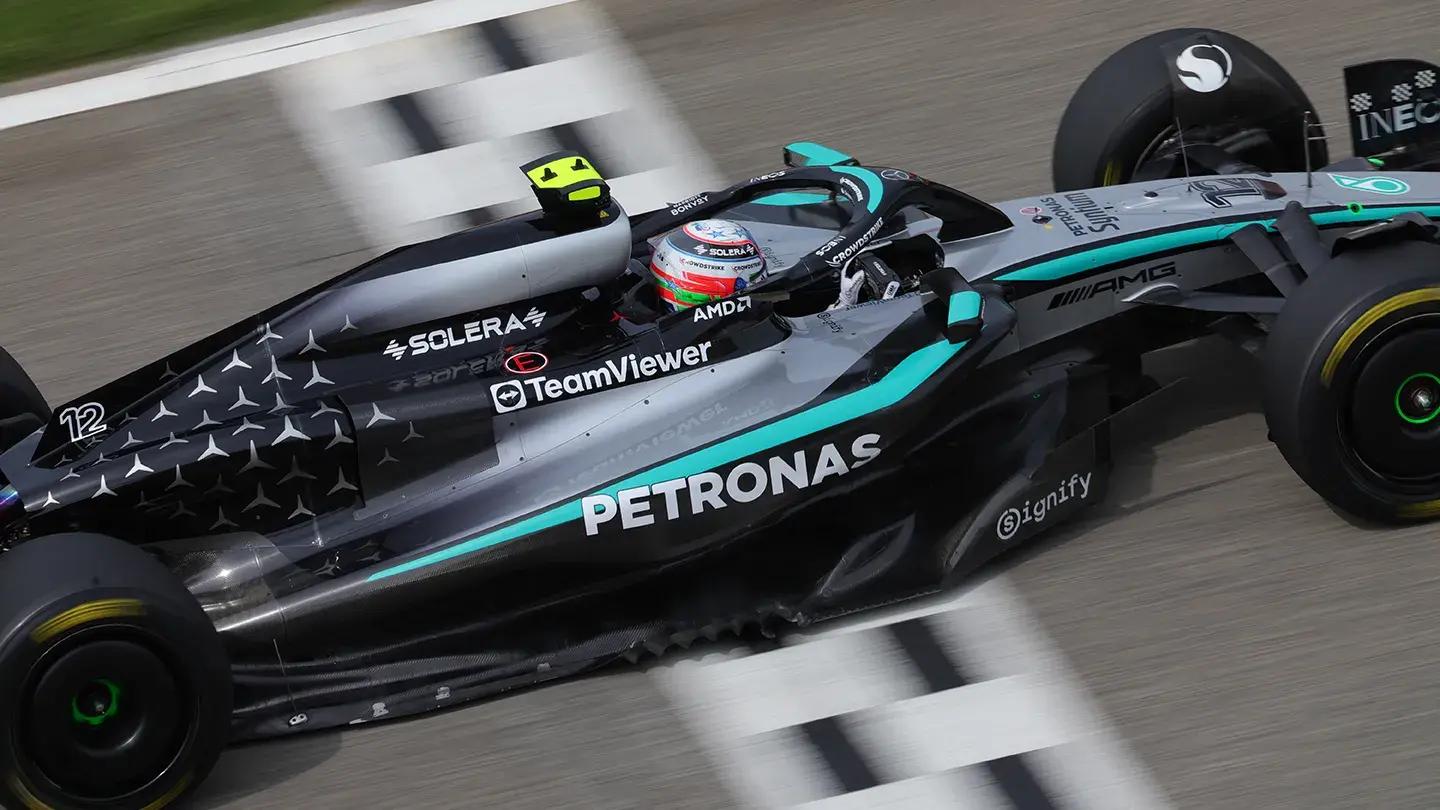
[6,152,1440,737]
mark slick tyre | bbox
[0,345,47,451]
[0,533,230,810]
[1053,28,1325,190]
[1264,241,1440,522]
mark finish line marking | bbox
[272,1,718,247]
[654,578,1173,809]
[0,0,575,131]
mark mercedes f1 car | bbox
[6,26,1440,809]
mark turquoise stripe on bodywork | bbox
[832,166,884,213]
[996,205,1440,282]
[997,226,1239,282]
[1309,205,1440,225]
[785,141,854,167]
[367,325,973,582]
[753,191,833,206]
[947,290,981,325]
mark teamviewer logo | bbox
[491,380,527,413]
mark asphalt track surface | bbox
[4,1,1440,808]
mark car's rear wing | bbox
[1344,59,1440,169]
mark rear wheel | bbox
[1053,28,1326,190]
[0,533,230,809]
[1264,241,1440,521]
[0,345,47,450]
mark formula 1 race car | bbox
[7,26,1440,809]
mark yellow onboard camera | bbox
[520,150,612,221]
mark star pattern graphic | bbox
[206,474,236,496]
[91,475,116,498]
[211,506,237,530]
[310,538,391,579]
[31,314,391,546]
[223,350,252,372]
[231,386,259,411]
[279,455,317,484]
[29,312,431,587]
[125,455,152,478]
[301,330,326,355]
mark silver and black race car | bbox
[5,26,1440,809]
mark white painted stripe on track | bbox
[0,0,575,131]
[277,27,480,111]
[844,676,1076,777]
[971,578,1177,808]
[662,631,923,739]
[795,769,990,810]
[660,651,827,809]
[369,142,539,220]
[274,0,718,247]
[359,155,696,227]
[432,54,638,139]
[276,47,454,246]
[656,577,1175,809]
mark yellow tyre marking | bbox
[1102,160,1120,186]
[141,772,193,810]
[1321,288,1440,386]
[30,598,144,644]
[6,772,53,810]
[1397,500,1440,518]
[7,768,192,810]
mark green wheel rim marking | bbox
[70,678,120,727]
[1394,372,1440,425]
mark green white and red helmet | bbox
[650,219,767,311]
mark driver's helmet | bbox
[650,219,766,311]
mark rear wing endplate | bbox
[1343,59,1440,166]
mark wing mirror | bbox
[782,141,860,168]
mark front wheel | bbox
[0,534,231,809]
[1052,28,1326,190]
[1264,241,1440,522]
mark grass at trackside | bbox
[0,0,357,84]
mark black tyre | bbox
[1264,241,1440,522]
[1053,28,1327,190]
[0,534,230,809]
[0,345,47,450]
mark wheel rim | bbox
[1131,125,1181,181]
[22,638,189,801]
[1345,324,1440,481]
[1394,372,1440,425]
[70,677,122,727]
[1129,125,1286,184]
